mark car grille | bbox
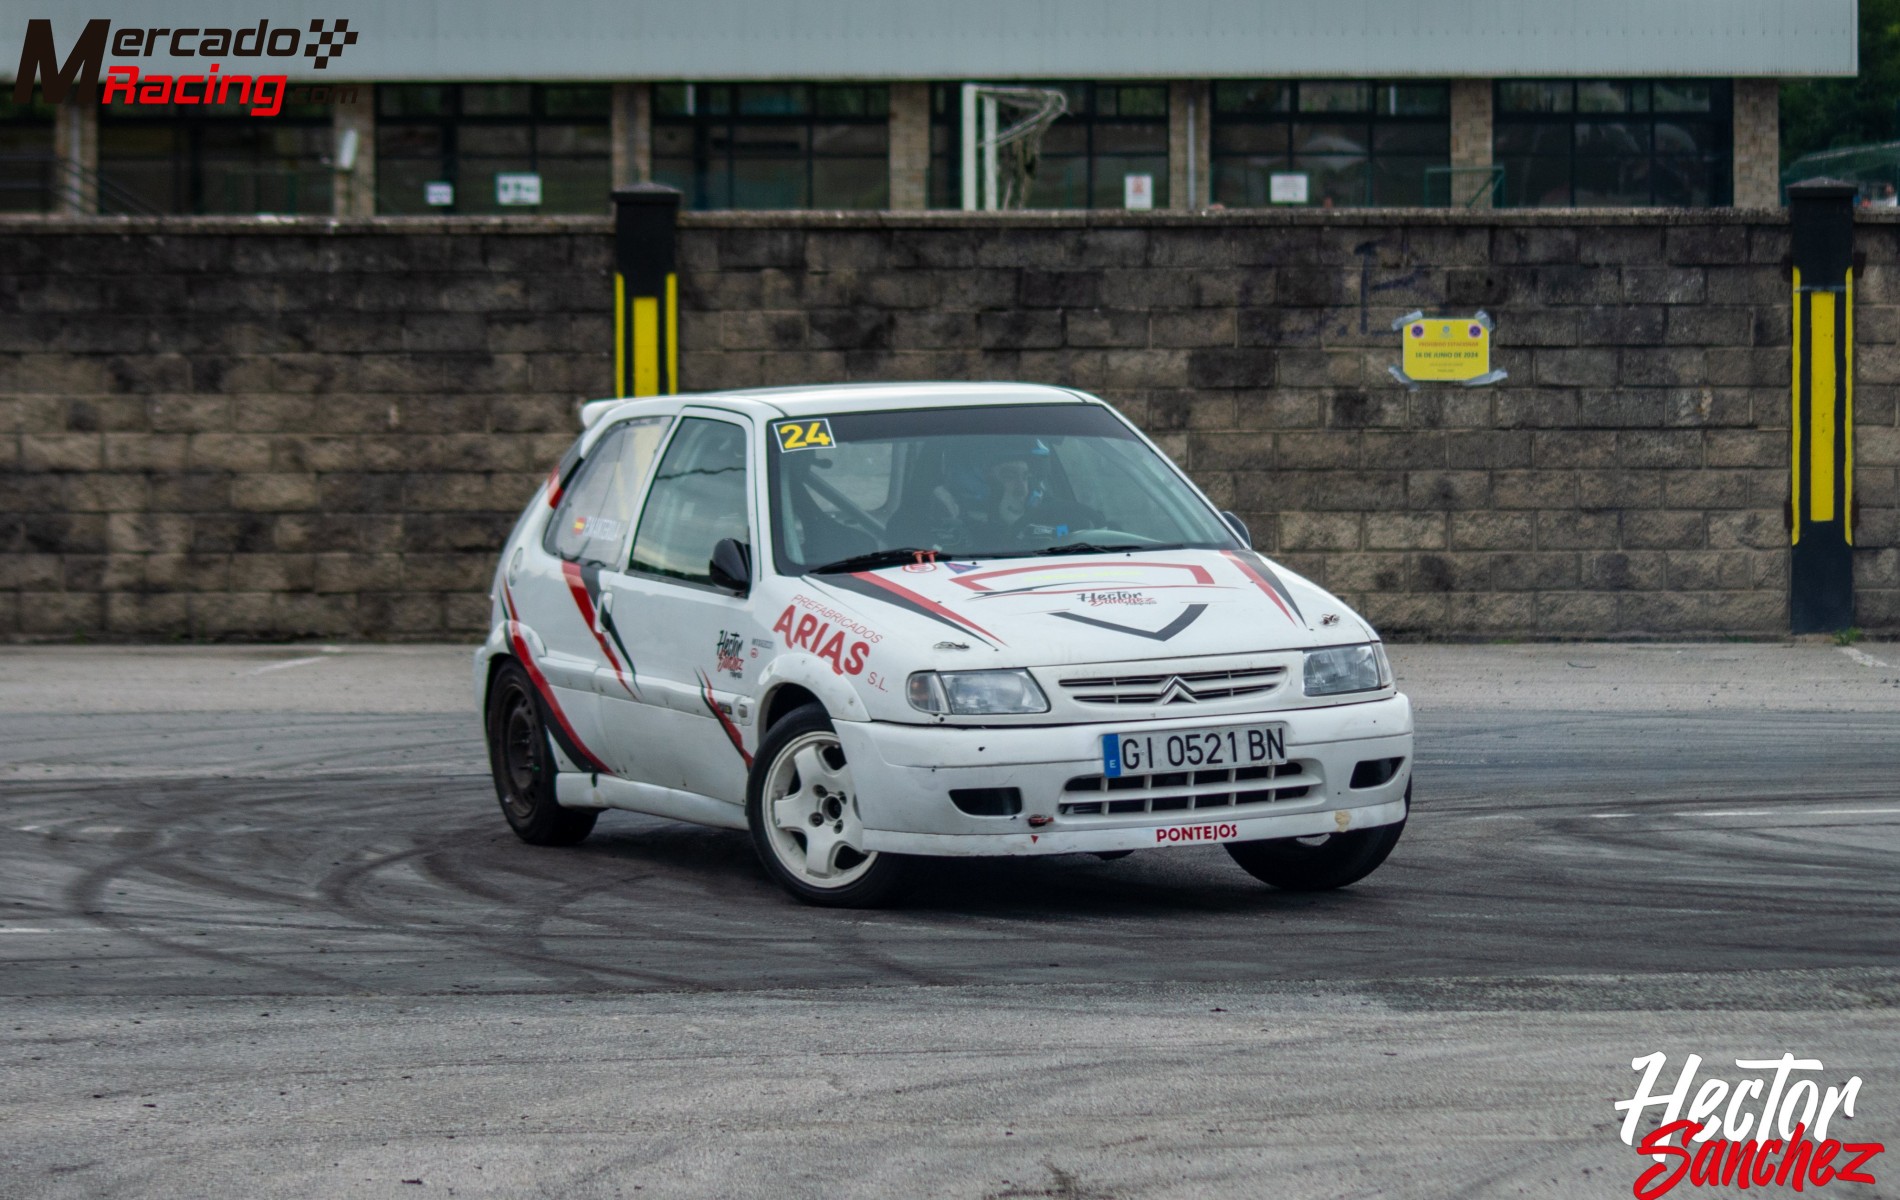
[1057,761,1314,818]
[1057,665,1287,706]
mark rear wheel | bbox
[1224,784,1407,891]
[486,660,598,846]
[746,704,909,908]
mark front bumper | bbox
[835,693,1413,857]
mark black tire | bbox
[745,703,910,908]
[1224,783,1408,891]
[485,660,598,847]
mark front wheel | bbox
[746,704,909,908]
[1224,784,1408,891]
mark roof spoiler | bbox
[578,398,623,430]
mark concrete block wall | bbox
[676,212,1895,638]
[1,210,1895,641]
[0,219,611,640]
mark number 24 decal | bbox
[775,420,834,451]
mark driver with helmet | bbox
[914,437,1096,551]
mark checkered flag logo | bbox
[304,18,358,69]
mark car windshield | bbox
[766,403,1238,575]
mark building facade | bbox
[1,1,1857,216]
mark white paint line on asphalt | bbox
[1,766,485,781]
[0,928,52,934]
[245,655,332,675]
[1691,805,1900,818]
[1580,805,1900,819]
[1839,646,1894,670]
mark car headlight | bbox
[1303,643,1392,697]
[907,669,1050,716]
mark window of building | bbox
[1494,80,1732,207]
[927,87,959,209]
[1209,81,1449,207]
[0,95,57,212]
[927,82,1168,209]
[98,96,333,214]
[652,84,888,210]
[376,84,611,214]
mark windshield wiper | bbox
[1034,541,1184,556]
[808,547,940,575]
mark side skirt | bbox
[555,772,749,831]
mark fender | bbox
[474,622,590,775]
[472,620,512,712]
[754,653,872,725]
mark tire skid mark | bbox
[315,839,707,993]
[412,845,764,989]
[60,830,367,994]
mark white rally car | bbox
[476,383,1412,906]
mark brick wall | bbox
[1,210,1896,641]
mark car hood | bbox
[801,548,1372,668]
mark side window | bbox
[628,418,751,586]
[543,418,670,565]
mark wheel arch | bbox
[481,650,518,717]
[761,682,822,733]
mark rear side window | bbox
[544,418,670,565]
[628,418,751,586]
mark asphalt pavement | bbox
[2,640,1897,1199]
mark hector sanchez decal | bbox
[1615,1052,1885,1198]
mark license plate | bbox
[1101,723,1286,778]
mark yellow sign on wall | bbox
[1402,316,1491,381]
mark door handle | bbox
[595,588,612,634]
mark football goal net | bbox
[959,84,1069,210]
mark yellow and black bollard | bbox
[1786,181,1858,634]
[611,184,682,398]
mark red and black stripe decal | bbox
[1222,549,1305,626]
[949,559,1215,595]
[823,571,1002,646]
[545,440,584,509]
[500,585,613,776]
[597,606,640,694]
[560,560,637,698]
[696,669,752,767]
